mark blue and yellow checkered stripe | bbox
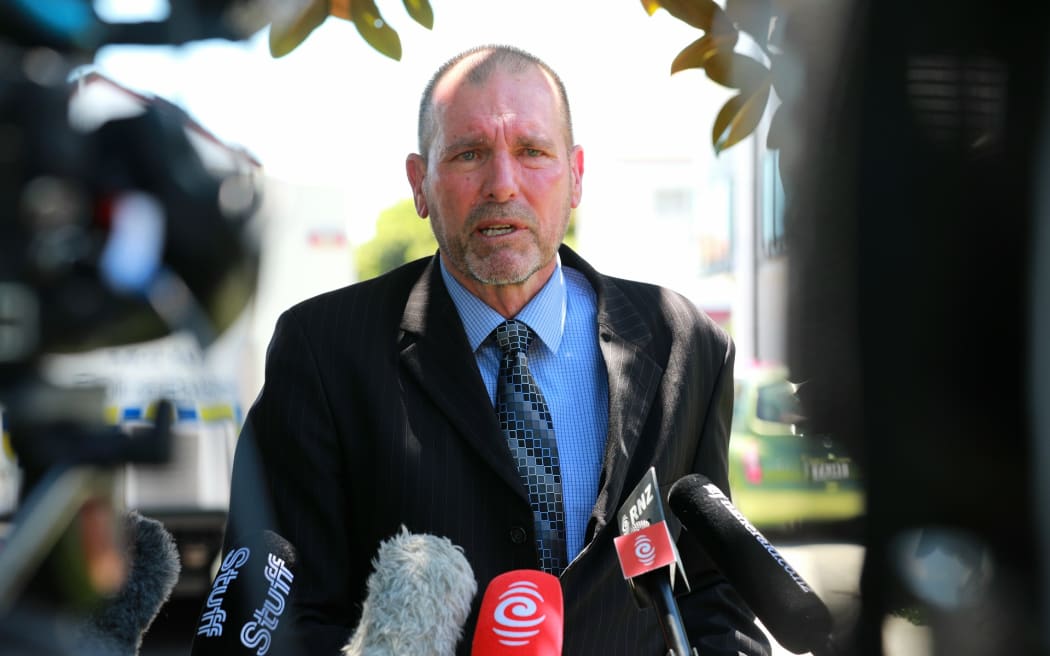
[103,402,243,426]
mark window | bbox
[755,380,804,425]
[653,175,733,275]
[761,150,787,257]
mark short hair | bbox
[416,44,574,157]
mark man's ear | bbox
[405,154,429,218]
[569,145,584,208]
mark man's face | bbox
[407,59,583,294]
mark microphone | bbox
[75,511,181,655]
[668,474,835,656]
[471,570,563,656]
[615,467,695,656]
[343,527,476,656]
[190,530,303,656]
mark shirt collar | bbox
[439,255,567,354]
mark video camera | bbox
[0,0,269,612]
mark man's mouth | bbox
[479,224,515,236]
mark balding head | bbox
[416,45,574,159]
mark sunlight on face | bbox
[414,54,582,297]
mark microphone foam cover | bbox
[77,511,181,655]
[668,474,832,654]
[342,527,476,656]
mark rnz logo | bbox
[491,580,548,647]
[633,533,656,566]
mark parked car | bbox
[728,363,865,531]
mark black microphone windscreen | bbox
[343,527,476,656]
[76,511,181,655]
[190,529,301,656]
[668,474,833,655]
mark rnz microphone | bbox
[190,530,302,656]
[668,474,835,656]
[615,467,695,656]
[343,527,476,656]
[471,570,563,656]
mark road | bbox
[141,539,929,656]
[755,541,930,656]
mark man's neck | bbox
[442,255,557,319]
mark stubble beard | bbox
[431,200,570,287]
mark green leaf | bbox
[351,0,402,61]
[703,51,771,90]
[670,32,739,75]
[650,0,731,33]
[726,0,774,47]
[712,81,772,153]
[268,0,328,58]
[402,0,434,29]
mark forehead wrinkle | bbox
[435,104,551,151]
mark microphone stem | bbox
[640,572,693,656]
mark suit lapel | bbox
[396,250,666,518]
[560,248,664,536]
[398,257,526,500]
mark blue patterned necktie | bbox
[494,319,567,575]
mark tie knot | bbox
[494,319,534,356]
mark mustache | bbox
[467,202,538,227]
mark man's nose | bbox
[483,150,519,202]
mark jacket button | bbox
[509,526,528,545]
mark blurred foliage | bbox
[354,200,579,280]
[642,0,790,155]
[269,0,434,59]
[265,0,792,158]
[354,199,437,280]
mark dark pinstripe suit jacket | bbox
[221,246,770,655]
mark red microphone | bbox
[471,570,563,655]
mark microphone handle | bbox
[637,571,694,656]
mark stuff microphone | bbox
[615,467,695,656]
[75,511,181,655]
[343,527,476,656]
[190,530,302,656]
[668,474,835,656]
[471,570,563,656]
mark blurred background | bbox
[0,0,1047,655]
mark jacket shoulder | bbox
[605,275,730,346]
[281,256,431,333]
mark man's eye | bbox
[524,148,543,157]
[458,151,477,161]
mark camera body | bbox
[0,0,266,609]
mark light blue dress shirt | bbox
[440,255,609,562]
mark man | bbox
[216,45,770,655]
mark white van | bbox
[39,328,247,597]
